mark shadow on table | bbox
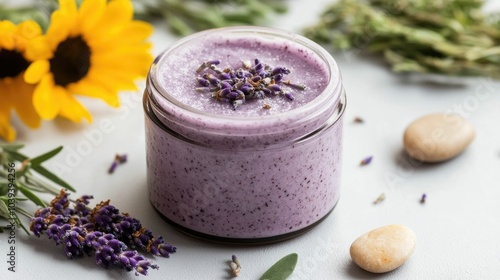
[345,260,399,279]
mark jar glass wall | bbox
[144,26,346,243]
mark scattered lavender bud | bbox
[203,74,220,86]
[227,91,240,99]
[240,86,254,95]
[232,255,241,267]
[207,59,221,66]
[360,156,373,166]
[196,87,212,93]
[108,154,127,174]
[285,92,295,100]
[209,64,223,74]
[219,88,232,98]
[197,77,210,87]
[219,73,232,80]
[196,59,220,72]
[267,84,282,93]
[251,76,262,83]
[284,80,307,90]
[242,60,252,69]
[262,88,272,95]
[420,194,427,204]
[272,67,290,75]
[353,117,364,123]
[373,193,385,204]
[108,162,118,174]
[221,79,235,85]
[229,262,240,277]
[232,99,244,110]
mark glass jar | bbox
[143,26,346,243]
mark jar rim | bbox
[148,26,343,135]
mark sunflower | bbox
[0,20,42,142]
[24,0,153,123]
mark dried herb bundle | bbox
[1,0,287,36]
[305,0,500,79]
[136,0,287,35]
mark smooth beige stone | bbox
[350,224,416,273]
[403,113,475,162]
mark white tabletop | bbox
[3,0,500,279]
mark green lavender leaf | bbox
[260,253,298,280]
[31,165,75,192]
[0,199,10,219]
[0,143,24,152]
[4,150,28,163]
[19,184,47,207]
[29,146,63,167]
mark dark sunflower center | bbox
[50,36,91,86]
[0,49,30,79]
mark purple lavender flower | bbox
[119,251,159,276]
[74,195,93,217]
[148,236,177,258]
[63,227,87,258]
[30,217,48,237]
[30,190,175,276]
[49,190,73,216]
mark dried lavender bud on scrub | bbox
[196,59,306,110]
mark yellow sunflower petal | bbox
[87,66,144,88]
[69,80,120,107]
[0,20,16,50]
[58,90,92,123]
[90,0,133,38]
[86,70,138,92]
[11,75,41,129]
[25,37,53,61]
[46,12,74,48]
[78,0,106,34]
[33,75,61,120]
[0,98,15,142]
[15,20,42,51]
[88,21,153,46]
[24,60,50,84]
[58,0,78,15]
[0,118,16,142]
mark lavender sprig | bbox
[29,190,175,276]
[196,59,306,110]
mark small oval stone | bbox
[350,224,416,273]
[403,113,475,162]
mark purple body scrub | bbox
[143,27,346,243]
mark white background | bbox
[2,0,500,279]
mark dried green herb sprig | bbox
[0,2,51,30]
[305,0,500,79]
[136,0,287,36]
[0,143,75,234]
[4,0,287,36]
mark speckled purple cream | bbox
[144,27,345,240]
